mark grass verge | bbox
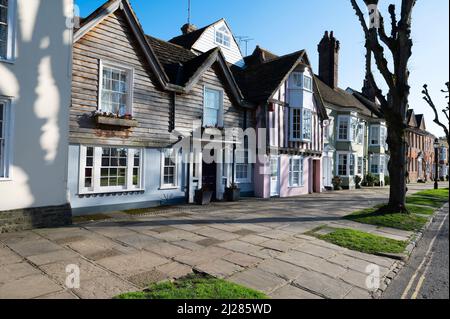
[344,188,448,231]
[308,227,408,255]
[115,274,268,300]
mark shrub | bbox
[365,174,375,187]
[384,175,390,186]
[332,176,342,191]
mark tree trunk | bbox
[387,123,409,213]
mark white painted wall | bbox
[192,20,245,67]
[0,0,73,211]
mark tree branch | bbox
[422,84,450,139]
[350,0,396,92]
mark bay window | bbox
[203,87,223,128]
[0,0,15,61]
[303,75,313,91]
[370,125,387,146]
[99,61,133,116]
[337,152,357,176]
[302,109,312,141]
[370,154,386,174]
[357,157,364,175]
[337,116,350,141]
[289,156,304,187]
[290,108,312,141]
[79,146,143,194]
[161,149,178,189]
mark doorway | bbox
[202,162,217,201]
[313,159,321,193]
[270,156,280,197]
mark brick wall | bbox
[0,205,72,234]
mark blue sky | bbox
[76,0,449,137]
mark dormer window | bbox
[215,26,231,48]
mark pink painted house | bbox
[235,47,328,198]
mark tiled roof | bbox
[315,77,374,117]
[168,19,222,49]
[233,51,305,103]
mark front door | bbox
[323,156,332,188]
[270,156,280,197]
[202,162,217,201]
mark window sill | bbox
[0,58,16,65]
[95,116,138,128]
[78,188,145,196]
[0,178,13,182]
[288,185,304,189]
[159,186,179,190]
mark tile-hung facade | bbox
[171,21,328,198]
[315,32,386,189]
[0,0,73,232]
[69,0,253,215]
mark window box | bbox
[95,115,138,128]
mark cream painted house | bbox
[0,0,73,232]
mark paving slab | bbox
[228,268,287,294]
[0,262,41,284]
[37,290,79,299]
[292,242,338,259]
[174,247,233,267]
[196,259,243,279]
[222,252,263,268]
[277,250,347,278]
[156,262,193,279]
[27,249,79,266]
[41,258,110,285]
[292,271,353,299]
[127,270,167,287]
[0,274,62,299]
[344,286,373,299]
[114,233,162,250]
[193,227,241,241]
[6,239,63,257]
[0,246,23,265]
[257,259,308,282]
[144,242,191,258]
[97,251,169,276]
[73,276,137,299]
[270,284,323,299]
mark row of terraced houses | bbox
[0,0,447,232]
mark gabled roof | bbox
[415,114,426,130]
[315,77,375,117]
[169,18,227,50]
[74,0,169,88]
[349,89,383,118]
[75,1,250,108]
[147,35,249,107]
[407,109,418,128]
[233,49,327,120]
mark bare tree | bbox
[422,82,450,145]
[350,0,416,213]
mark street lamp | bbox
[434,138,440,190]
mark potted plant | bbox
[332,176,342,191]
[194,187,214,205]
[355,175,362,189]
[365,174,375,187]
[225,183,241,202]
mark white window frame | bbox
[291,72,303,88]
[235,139,252,184]
[303,75,313,92]
[289,156,304,188]
[337,115,351,141]
[160,148,179,190]
[290,107,312,142]
[370,154,386,175]
[214,25,231,48]
[0,0,16,63]
[78,145,144,195]
[203,86,224,128]
[336,152,357,177]
[98,60,134,116]
[0,97,13,180]
[370,125,387,146]
[357,157,364,175]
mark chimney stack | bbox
[362,75,376,102]
[181,23,197,35]
[318,31,340,89]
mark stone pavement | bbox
[0,184,439,299]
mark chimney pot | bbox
[181,23,197,35]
